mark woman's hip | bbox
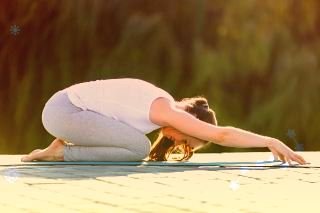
[41,90,82,131]
[45,89,75,107]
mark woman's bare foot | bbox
[30,149,42,155]
[21,139,65,162]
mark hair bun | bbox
[194,99,209,109]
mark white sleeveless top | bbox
[62,78,175,134]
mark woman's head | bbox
[148,95,217,161]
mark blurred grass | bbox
[1,0,320,154]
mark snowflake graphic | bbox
[286,129,304,151]
[229,179,240,191]
[10,25,21,35]
[287,129,296,139]
[3,167,20,183]
[229,168,250,191]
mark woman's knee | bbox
[41,92,81,140]
[42,105,58,136]
[131,137,151,160]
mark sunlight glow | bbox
[240,168,249,175]
[267,154,275,161]
[3,167,20,183]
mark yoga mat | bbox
[0,160,315,168]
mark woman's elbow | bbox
[211,126,233,145]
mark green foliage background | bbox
[1,0,319,154]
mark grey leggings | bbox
[41,90,151,161]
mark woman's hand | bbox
[267,139,307,165]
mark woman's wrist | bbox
[265,137,277,148]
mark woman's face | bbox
[175,138,205,150]
[169,101,208,149]
[162,126,206,150]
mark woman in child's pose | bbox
[21,78,307,165]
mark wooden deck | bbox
[0,152,319,213]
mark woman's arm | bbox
[165,105,272,148]
[150,98,307,165]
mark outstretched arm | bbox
[165,104,271,148]
[150,98,307,165]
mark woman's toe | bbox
[21,155,32,162]
[21,149,43,162]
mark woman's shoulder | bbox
[149,97,175,126]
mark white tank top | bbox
[62,78,175,134]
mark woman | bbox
[21,78,307,165]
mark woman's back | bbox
[63,78,175,134]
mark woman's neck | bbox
[174,101,186,110]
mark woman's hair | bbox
[148,95,217,161]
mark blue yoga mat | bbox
[1,160,313,167]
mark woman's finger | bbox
[294,154,307,164]
[279,154,286,163]
[286,156,292,165]
[269,147,279,161]
[292,153,306,165]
